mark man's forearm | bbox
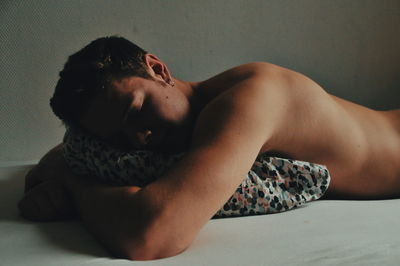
[21,143,154,259]
[62,172,151,259]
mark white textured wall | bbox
[1,0,399,163]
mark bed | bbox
[1,164,399,266]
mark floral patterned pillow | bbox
[63,127,330,218]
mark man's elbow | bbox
[123,247,186,261]
[114,189,192,260]
[120,241,188,261]
[117,231,189,261]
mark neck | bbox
[172,78,206,115]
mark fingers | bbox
[18,190,51,221]
[23,146,69,194]
[18,180,77,222]
[24,166,42,193]
[46,183,77,219]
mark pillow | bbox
[63,127,330,218]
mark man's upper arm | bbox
[127,77,292,259]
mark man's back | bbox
[324,95,400,198]
[196,62,400,199]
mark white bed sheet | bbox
[1,164,399,266]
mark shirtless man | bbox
[18,36,400,260]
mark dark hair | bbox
[50,36,150,127]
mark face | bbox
[80,76,194,153]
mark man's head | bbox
[51,36,195,152]
[50,36,150,127]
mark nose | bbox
[136,129,152,146]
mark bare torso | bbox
[195,62,400,199]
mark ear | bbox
[143,53,173,84]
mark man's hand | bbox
[18,179,77,221]
[18,144,77,221]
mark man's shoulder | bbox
[197,62,297,104]
[202,61,289,85]
[194,61,342,157]
[219,61,288,76]
[196,61,305,130]
[191,67,298,153]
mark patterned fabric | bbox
[63,127,330,218]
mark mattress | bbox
[1,164,399,266]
